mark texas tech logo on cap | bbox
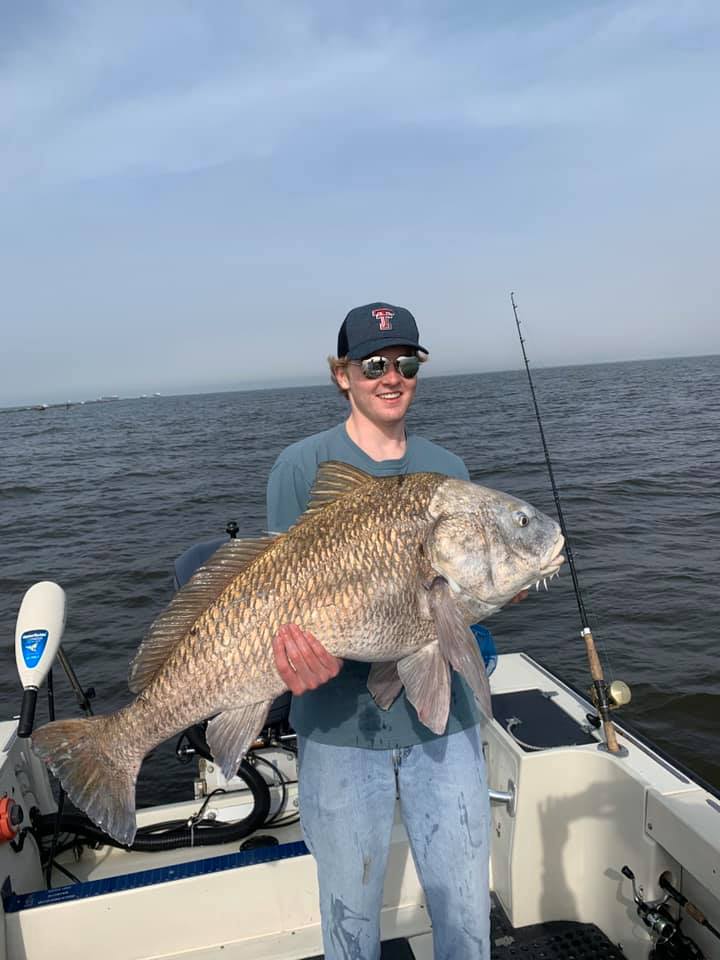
[372,307,395,331]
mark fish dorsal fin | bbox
[297,461,376,524]
[128,537,276,693]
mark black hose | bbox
[35,759,271,852]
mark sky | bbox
[1,0,719,406]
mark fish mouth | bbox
[525,548,565,593]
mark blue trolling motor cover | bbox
[471,624,497,676]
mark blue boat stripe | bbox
[2,840,309,913]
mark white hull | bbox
[2,652,719,959]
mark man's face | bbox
[336,345,418,427]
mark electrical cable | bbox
[34,760,270,852]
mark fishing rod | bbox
[510,292,630,756]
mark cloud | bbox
[2,1,718,190]
[1,1,719,406]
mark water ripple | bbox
[1,355,718,803]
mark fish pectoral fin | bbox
[428,577,493,720]
[206,702,271,780]
[367,661,403,709]
[397,642,451,735]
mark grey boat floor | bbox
[306,896,626,958]
[489,896,625,958]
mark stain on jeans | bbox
[329,894,370,960]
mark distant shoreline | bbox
[1,352,718,412]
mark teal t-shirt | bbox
[266,422,481,749]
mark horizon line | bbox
[1,350,718,412]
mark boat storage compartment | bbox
[491,689,597,751]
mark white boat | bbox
[2,553,719,960]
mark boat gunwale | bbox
[522,652,720,801]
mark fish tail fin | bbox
[32,716,141,847]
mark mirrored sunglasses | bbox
[353,355,421,380]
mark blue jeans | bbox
[298,725,491,960]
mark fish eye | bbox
[513,510,530,527]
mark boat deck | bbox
[488,894,625,958]
[4,652,720,960]
[303,896,626,958]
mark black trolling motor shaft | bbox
[510,292,621,754]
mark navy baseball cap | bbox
[337,302,428,360]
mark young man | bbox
[266,302,493,960]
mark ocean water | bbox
[1,354,718,805]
